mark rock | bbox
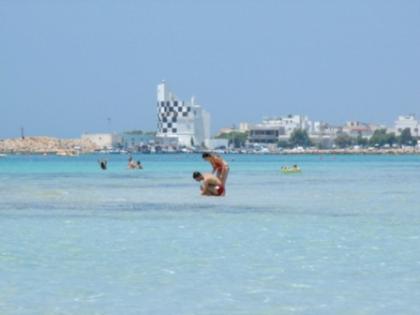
[0,137,100,154]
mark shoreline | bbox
[1,136,419,155]
[1,150,420,156]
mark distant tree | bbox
[316,141,329,150]
[398,128,415,146]
[356,134,368,147]
[334,133,353,148]
[386,132,397,146]
[144,131,157,136]
[125,130,144,135]
[277,139,290,148]
[369,129,397,147]
[289,129,312,147]
[124,130,156,136]
[216,131,248,148]
[369,129,387,147]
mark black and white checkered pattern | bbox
[157,100,192,134]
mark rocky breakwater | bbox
[0,137,100,154]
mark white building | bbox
[156,82,210,147]
[394,114,419,137]
[261,115,312,135]
[81,133,122,149]
[310,121,341,136]
[248,125,286,143]
[246,114,318,144]
[342,121,373,138]
[239,122,251,132]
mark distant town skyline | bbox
[1,1,419,138]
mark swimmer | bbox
[202,152,229,186]
[192,171,225,196]
[281,164,301,173]
[98,159,107,170]
[128,160,143,169]
[128,156,140,169]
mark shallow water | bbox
[1,154,420,315]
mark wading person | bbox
[192,171,225,196]
[202,152,229,187]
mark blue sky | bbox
[1,0,419,138]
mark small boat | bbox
[281,166,301,174]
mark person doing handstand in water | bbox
[202,152,229,187]
[98,159,107,170]
[192,171,225,197]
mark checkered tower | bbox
[156,81,193,135]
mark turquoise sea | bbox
[1,154,420,315]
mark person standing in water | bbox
[192,171,225,196]
[202,152,229,187]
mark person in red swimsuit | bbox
[192,171,225,196]
[202,152,229,188]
